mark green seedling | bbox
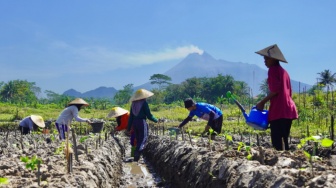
[0,177,9,185]
[298,135,334,158]
[237,142,252,160]
[20,155,42,171]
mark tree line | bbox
[0,69,335,110]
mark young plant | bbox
[0,177,9,185]
[237,142,252,160]
[20,155,42,171]
[298,135,334,157]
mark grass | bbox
[0,103,333,140]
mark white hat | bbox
[255,44,288,63]
[129,89,154,102]
[107,107,128,118]
[68,98,89,106]
[30,115,45,128]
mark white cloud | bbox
[49,42,204,73]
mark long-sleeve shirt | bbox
[127,101,158,131]
[56,105,88,125]
[179,102,222,128]
[19,116,34,130]
[268,65,298,121]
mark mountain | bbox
[63,86,117,99]
[64,52,312,98]
[164,52,267,93]
[136,52,312,94]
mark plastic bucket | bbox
[246,107,269,130]
[167,127,180,135]
[91,122,104,133]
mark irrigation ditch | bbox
[0,121,336,188]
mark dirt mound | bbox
[143,135,336,188]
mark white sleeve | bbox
[71,107,88,122]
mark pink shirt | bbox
[268,65,298,121]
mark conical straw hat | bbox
[30,115,45,128]
[129,89,154,102]
[255,44,288,63]
[68,98,89,106]
[107,107,128,118]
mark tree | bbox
[317,69,336,107]
[149,74,172,89]
[181,77,205,99]
[0,80,39,104]
[113,84,134,105]
[259,79,269,96]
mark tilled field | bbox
[0,130,336,188]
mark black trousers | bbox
[269,118,293,151]
[209,115,223,135]
[18,126,30,135]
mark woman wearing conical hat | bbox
[18,115,45,135]
[56,98,92,140]
[107,107,137,157]
[127,89,158,162]
[255,44,298,151]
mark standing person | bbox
[178,98,223,140]
[18,115,45,135]
[107,107,137,157]
[255,44,298,151]
[127,89,158,162]
[56,98,92,140]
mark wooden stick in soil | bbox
[187,132,193,146]
[71,129,79,162]
[331,115,334,149]
[181,127,185,141]
[37,160,41,186]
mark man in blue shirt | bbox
[178,98,223,139]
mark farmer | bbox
[127,89,158,162]
[18,115,45,135]
[55,98,92,140]
[178,98,223,140]
[107,107,137,157]
[255,44,298,151]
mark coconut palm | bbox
[317,69,336,107]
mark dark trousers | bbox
[18,126,30,135]
[270,118,292,151]
[209,115,223,135]
[133,119,148,162]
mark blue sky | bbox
[1,1,335,95]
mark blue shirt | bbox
[188,103,222,120]
[19,116,34,130]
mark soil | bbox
[0,128,335,188]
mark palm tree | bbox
[317,69,336,107]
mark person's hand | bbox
[256,102,265,111]
[157,118,165,123]
[86,119,92,124]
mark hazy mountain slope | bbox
[64,52,312,98]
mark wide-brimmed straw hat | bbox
[107,107,128,118]
[255,44,288,63]
[68,98,89,106]
[30,115,45,128]
[129,89,154,102]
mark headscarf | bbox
[131,99,145,116]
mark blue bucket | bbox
[246,107,269,130]
[167,127,180,135]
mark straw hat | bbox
[255,44,288,63]
[68,98,89,106]
[129,89,154,102]
[107,107,128,118]
[30,115,45,128]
